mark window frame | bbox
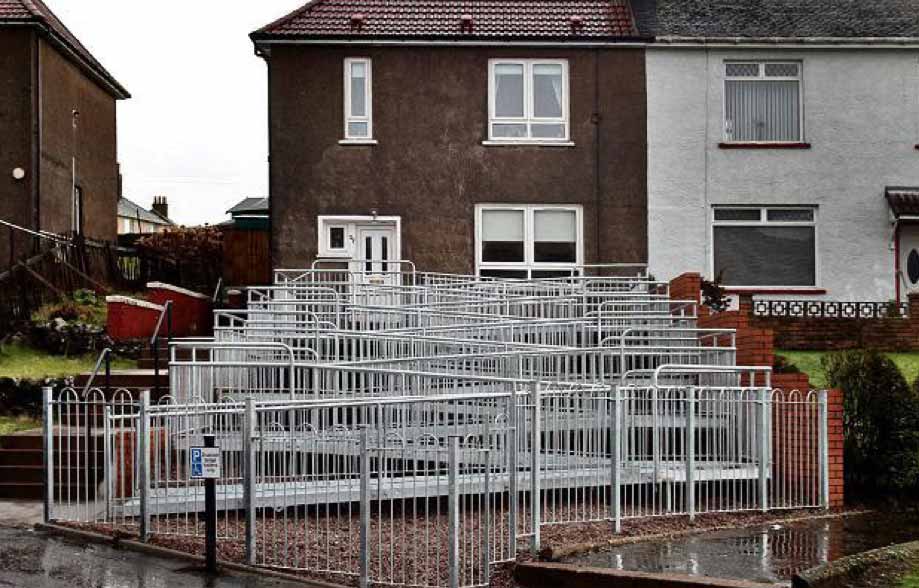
[722,61,804,144]
[710,205,819,290]
[343,57,373,142]
[487,59,570,145]
[317,215,401,259]
[475,203,583,278]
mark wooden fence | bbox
[0,224,221,330]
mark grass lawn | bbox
[0,343,133,380]
[777,350,919,388]
[0,415,41,435]
[902,568,919,588]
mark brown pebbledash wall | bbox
[38,37,119,243]
[266,45,647,272]
[0,29,36,268]
[0,29,119,272]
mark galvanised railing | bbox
[43,263,830,588]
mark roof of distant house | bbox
[252,0,641,42]
[0,0,129,98]
[118,198,174,226]
[227,197,269,216]
[633,0,919,40]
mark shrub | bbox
[31,288,106,327]
[773,354,801,375]
[701,271,729,313]
[823,349,919,495]
[30,289,109,356]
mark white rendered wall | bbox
[647,48,919,300]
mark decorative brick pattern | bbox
[746,293,919,351]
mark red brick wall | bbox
[106,298,163,341]
[145,283,212,337]
[749,293,919,352]
[827,388,845,508]
[669,273,845,507]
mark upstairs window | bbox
[724,62,802,143]
[344,58,372,140]
[488,60,569,143]
[712,206,817,288]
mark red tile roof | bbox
[253,0,640,41]
[0,0,128,98]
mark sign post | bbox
[190,435,220,573]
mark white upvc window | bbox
[343,58,372,141]
[711,206,818,288]
[488,59,569,144]
[475,204,582,279]
[723,61,803,143]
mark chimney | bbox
[151,195,169,220]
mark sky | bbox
[51,0,306,226]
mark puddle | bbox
[566,511,919,585]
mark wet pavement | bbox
[0,525,308,588]
[568,511,919,585]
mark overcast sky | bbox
[51,0,305,226]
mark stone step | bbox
[0,482,43,500]
[0,448,43,467]
[0,433,42,450]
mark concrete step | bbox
[0,433,42,450]
[0,448,43,467]
[0,482,43,500]
[0,465,44,484]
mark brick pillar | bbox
[909,292,919,321]
[669,273,702,305]
[827,388,845,507]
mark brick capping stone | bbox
[145,281,209,300]
[104,295,164,312]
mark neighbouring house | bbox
[221,197,270,286]
[117,196,174,235]
[224,197,269,231]
[250,0,649,278]
[0,0,129,270]
[640,0,919,302]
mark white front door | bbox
[356,226,396,285]
[901,224,919,293]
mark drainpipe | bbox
[31,31,41,251]
[593,49,601,265]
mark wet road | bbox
[0,526,307,588]
[569,511,919,584]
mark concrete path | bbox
[0,524,310,588]
[0,500,42,527]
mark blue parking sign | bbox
[190,447,204,478]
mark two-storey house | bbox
[251,0,649,279]
[0,0,129,270]
[641,0,919,301]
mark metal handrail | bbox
[0,218,74,247]
[81,347,112,396]
[150,300,173,396]
[212,277,223,303]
